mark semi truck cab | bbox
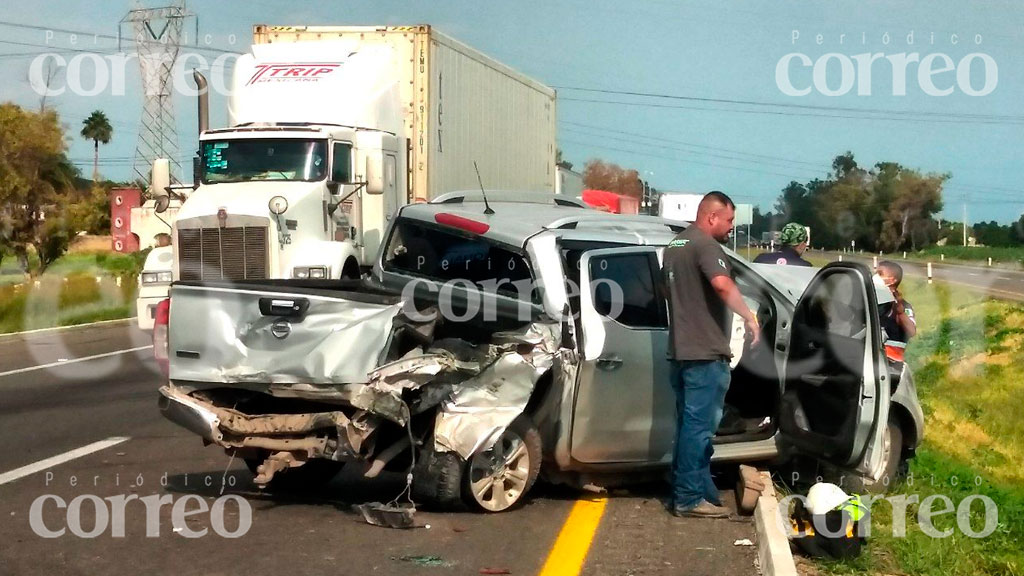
[172,124,399,283]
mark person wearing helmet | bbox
[754,222,812,266]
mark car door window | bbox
[588,253,667,329]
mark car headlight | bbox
[292,266,328,279]
[141,271,173,284]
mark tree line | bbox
[0,103,115,275]
[754,152,947,252]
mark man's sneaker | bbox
[672,499,730,518]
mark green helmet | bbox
[780,222,808,246]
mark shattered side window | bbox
[384,219,533,298]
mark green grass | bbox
[910,246,1024,267]
[819,279,1024,575]
[813,246,1024,270]
[0,251,144,334]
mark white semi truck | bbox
[136,24,556,329]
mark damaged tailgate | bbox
[168,280,404,386]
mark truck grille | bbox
[178,227,268,281]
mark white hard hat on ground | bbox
[806,482,852,516]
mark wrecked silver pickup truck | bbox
[158,192,923,512]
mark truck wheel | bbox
[460,415,542,512]
[244,454,344,489]
[845,416,904,494]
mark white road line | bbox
[0,437,130,486]
[0,317,134,339]
[0,345,153,379]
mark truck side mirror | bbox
[192,156,201,190]
[154,195,170,214]
[151,158,171,198]
[365,155,383,195]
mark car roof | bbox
[398,195,687,248]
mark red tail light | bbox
[153,298,170,377]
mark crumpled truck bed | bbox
[163,280,568,460]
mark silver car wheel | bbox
[467,432,531,512]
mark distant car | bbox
[158,192,923,512]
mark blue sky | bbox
[1,0,1022,223]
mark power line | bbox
[558,123,1023,203]
[0,37,236,71]
[555,85,1024,123]
[560,126,823,180]
[559,137,814,182]
[0,19,240,55]
[560,119,831,171]
[0,39,120,56]
[560,97,1024,126]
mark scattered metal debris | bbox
[353,502,418,529]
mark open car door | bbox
[778,262,891,481]
[569,247,674,464]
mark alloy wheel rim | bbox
[468,432,530,511]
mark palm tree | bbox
[80,110,113,183]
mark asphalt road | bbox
[819,252,1024,302]
[0,320,757,576]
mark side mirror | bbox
[154,195,171,214]
[365,155,383,195]
[151,158,171,198]
[192,156,201,190]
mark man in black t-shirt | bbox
[662,191,760,518]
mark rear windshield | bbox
[383,219,533,298]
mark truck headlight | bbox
[292,266,328,279]
[141,271,173,284]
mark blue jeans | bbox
[671,359,731,510]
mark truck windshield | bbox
[201,139,328,184]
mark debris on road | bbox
[394,555,451,567]
[733,538,754,546]
[353,502,418,529]
[735,465,766,515]
[479,569,512,575]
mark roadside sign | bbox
[734,204,753,227]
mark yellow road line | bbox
[538,496,608,576]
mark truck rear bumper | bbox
[157,385,365,459]
[158,385,223,444]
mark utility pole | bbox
[962,193,968,247]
